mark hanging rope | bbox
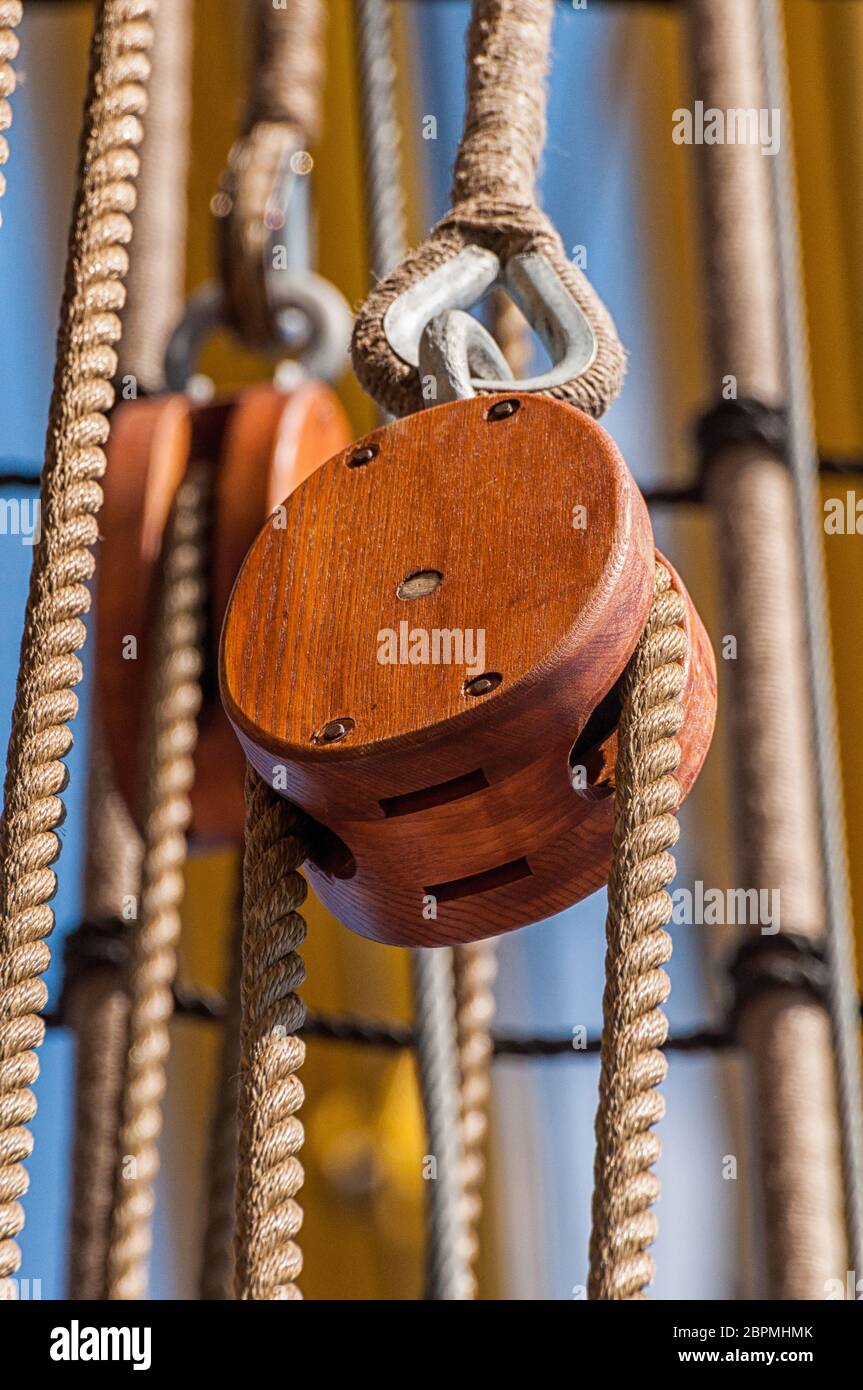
[412,948,473,1301]
[118,0,192,392]
[199,893,243,1301]
[587,563,686,1299]
[0,0,156,1295]
[354,0,408,284]
[686,0,847,1297]
[218,0,325,346]
[65,738,141,1300]
[352,0,625,419]
[105,462,208,1301]
[452,940,497,1297]
[234,769,309,1301]
[757,0,863,1277]
[0,2,23,224]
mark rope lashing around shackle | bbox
[0,0,156,1294]
[0,2,22,222]
[234,770,310,1302]
[351,0,626,419]
[105,463,209,1302]
[588,563,687,1300]
[217,0,325,347]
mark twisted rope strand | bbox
[0,0,155,1293]
[0,2,23,223]
[452,940,497,1297]
[588,562,687,1300]
[235,769,310,1301]
[105,462,208,1301]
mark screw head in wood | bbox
[463,672,502,698]
[313,717,355,744]
[486,399,520,422]
[347,443,379,468]
[397,569,443,600]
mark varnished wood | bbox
[220,392,717,945]
[97,383,352,842]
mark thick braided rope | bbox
[235,769,309,1301]
[218,0,325,346]
[0,2,23,224]
[199,896,243,1301]
[587,562,686,1301]
[105,463,208,1301]
[452,940,497,1297]
[0,0,155,1294]
[351,0,626,420]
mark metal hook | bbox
[383,246,597,395]
[418,309,511,404]
[164,272,352,394]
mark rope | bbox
[0,0,156,1295]
[0,2,23,225]
[218,0,326,346]
[65,738,141,1299]
[412,948,473,1301]
[105,462,208,1301]
[118,0,192,391]
[453,940,497,1297]
[354,0,408,283]
[199,894,243,1301]
[351,0,626,419]
[234,769,309,1302]
[757,0,863,1277]
[588,562,686,1300]
[686,0,847,1297]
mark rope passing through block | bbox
[588,562,688,1301]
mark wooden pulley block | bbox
[220,393,717,945]
[97,380,352,843]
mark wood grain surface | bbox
[221,393,715,945]
[97,383,351,843]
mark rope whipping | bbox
[0,2,23,225]
[588,563,686,1299]
[0,0,156,1295]
[105,463,209,1301]
[217,0,325,347]
[351,0,626,420]
[686,0,846,1296]
[758,0,863,1277]
[234,769,309,1301]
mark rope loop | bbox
[351,0,626,418]
[216,0,326,347]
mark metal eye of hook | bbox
[384,245,597,397]
[163,272,352,395]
